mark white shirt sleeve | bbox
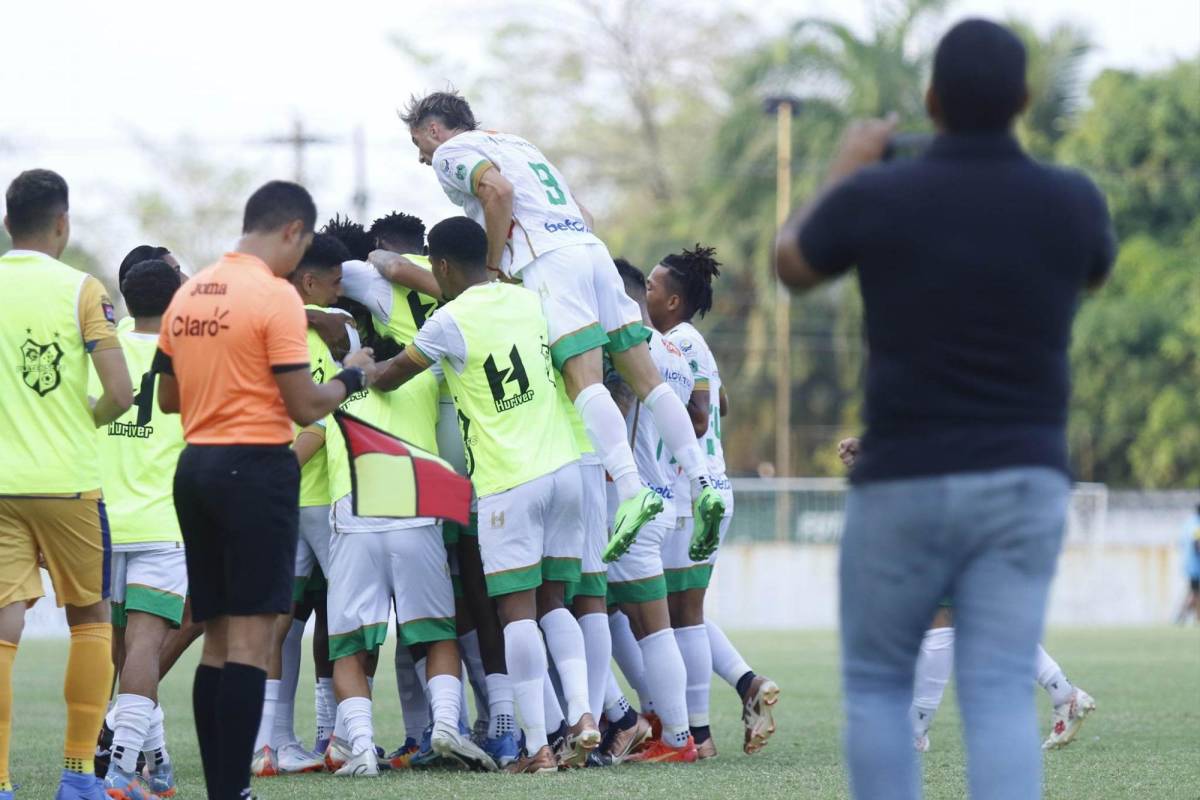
[433,137,492,202]
[412,308,468,374]
[339,260,395,323]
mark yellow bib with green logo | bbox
[298,306,337,507]
[325,370,441,504]
[89,330,184,543]
[0,252,100,493]
[372,254,441,348]
[441,282,578,497]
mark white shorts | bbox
[571,462,609,599]
[478,461,583,597]
[663,494,734,594]
[110,543,187,627]
[518,243,647,371]
[295,504,332,587]
[326,523,455,658]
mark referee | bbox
[155,181,376,800]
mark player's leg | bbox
[537,462,600,767]
[388,642,427,768]
[156,597,203,680]
[608,609,649,711]
[951,468,1068,800]
[839,477,954,800]
[307,579,335,755]
[28,494,117,799]
[910,608,955,753]
[1037,643,1095,750]
[518,250,660,558]
[0,497,44,798]
[571,462,612,722]
[106,546,186,797]
[480,482,555,774]
[395,525,495,772]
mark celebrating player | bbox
[402,90,725,563]
[92,259,186,800]
[0,169,133,800]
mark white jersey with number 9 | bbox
[432,130,601,276]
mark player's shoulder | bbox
[667,321,703,351]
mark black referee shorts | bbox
[174,444,300,623]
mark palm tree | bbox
[1010,21,1094,158]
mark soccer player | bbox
[374,216,600,773]
[645,246,780,756]
[837,437,1098,752]
[1178,505,1200,624]
[156,181,377,800]
[402,90,726,562]
[0,168,133,800]
[118,246,183,288]
[91,259,186,800]
[250,233,354,776]
[319,343,492,777]
[601,258,700,764]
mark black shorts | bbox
[174,444,299,623]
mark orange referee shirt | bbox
[158,252,309,445]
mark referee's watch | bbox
[332,366,366,396]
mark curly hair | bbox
[660,244,721,319]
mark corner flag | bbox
[333,409,472,525]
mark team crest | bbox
[455,164,467,181]
[20,339,64,396]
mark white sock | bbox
[578,612,613,721]
[575,383,642,501]
[674,624,713,728]
[254,679,280,751]
[639,629,690,747]
[142,703,168,766]
[111,692,155,772]
[338,696,374,755]
[333,701,347,741]
[458,630,490,724]
[609,611,649,710]
[315,677,336,741]
[415,657,431,700]
[504,619,549,752]
[707,620,752,687]
[1035,644,1075,706]
[604,671,631,722]
[105,703,117,731]
[394,646,429,742]
[539,607,591,724]
[274,617,305,748]
[911,626,955,735]
[429,673,463,731]
[643,383,707,483]
[485,673,516,739]
[459,672,471,731]
[543,672,566,732]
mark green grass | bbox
[8,628,1199,799]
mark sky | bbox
[1,0,1196,278]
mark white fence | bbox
[21,481,1198,636]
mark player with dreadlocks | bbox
[644,245,781,759]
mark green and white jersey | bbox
[632,331,693,519]
[89,329,185,545]
[339,254,440,347]
[666,321,726,477]
[411,281,578,497]
[432,130,602,277]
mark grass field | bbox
[8,627,1199,799]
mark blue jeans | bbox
[839,467,1069,800]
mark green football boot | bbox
[604,487,663,563]
[688,485,726,561]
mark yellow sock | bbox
[63,623,113,774]
[0,639,15,791]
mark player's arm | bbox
[373,349,430,392]
[275,348,377,426]
[306,309,351,357]
[475,167,515,272]
[293,424,325,467]
[685,386,708,438]
[89,348,134,426]
[719,385,730,420]
[368,250,444,299]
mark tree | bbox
[1010,21,1093,158]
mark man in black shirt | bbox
[776,18,1115,800]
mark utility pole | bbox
[765,95,800,540]
[352,125,369,222]
[263,117,333,185]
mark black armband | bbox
[151,348,174,376]
[331,367,366,396]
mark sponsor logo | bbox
[171,308,231,337]
[19,337,63,396]
[455,164,467,181]
[490,510,505,529]
[662,340,683,357]
[441,158,451,175]
[189,282,227,296]
[660,368,690,385]
[101,299,116,324]
[484,345,534,413]
[543,218,587,233]
[107,420,154,439]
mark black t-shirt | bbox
[799,132,1116,483]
